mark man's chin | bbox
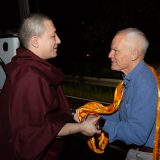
[52,53,57,58]
[111,65,115,70]
[111,66,118,71]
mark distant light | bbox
[86,54,90,57]
[81,21,85,25]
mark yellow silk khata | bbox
[149,66,160,160]
[76,79,124,154]
[76,64,160,160]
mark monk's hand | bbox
[73,112,79,122]
[85,114,98,121]
[80,116,101,136]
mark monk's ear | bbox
[131,50,138,61]
[30,36,39,48]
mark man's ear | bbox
[131,50,138,61]
[30,36,39,48]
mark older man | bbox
[102,28,158,160]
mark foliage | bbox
[62,81,115,103]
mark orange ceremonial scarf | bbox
[76,65,160,159]
[149,66,160,160]
[76,80,124,154]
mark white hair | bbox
[116,28,149,56]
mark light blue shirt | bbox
[102,61,158,148]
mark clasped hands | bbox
[74,113,102,136]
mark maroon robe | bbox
[0,48,72,160]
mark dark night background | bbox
[0,0,160,78]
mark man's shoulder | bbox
[136,65,158,88]
[7,61,46,83]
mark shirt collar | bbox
[123,60,145,86]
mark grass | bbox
[62,81,115,103]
